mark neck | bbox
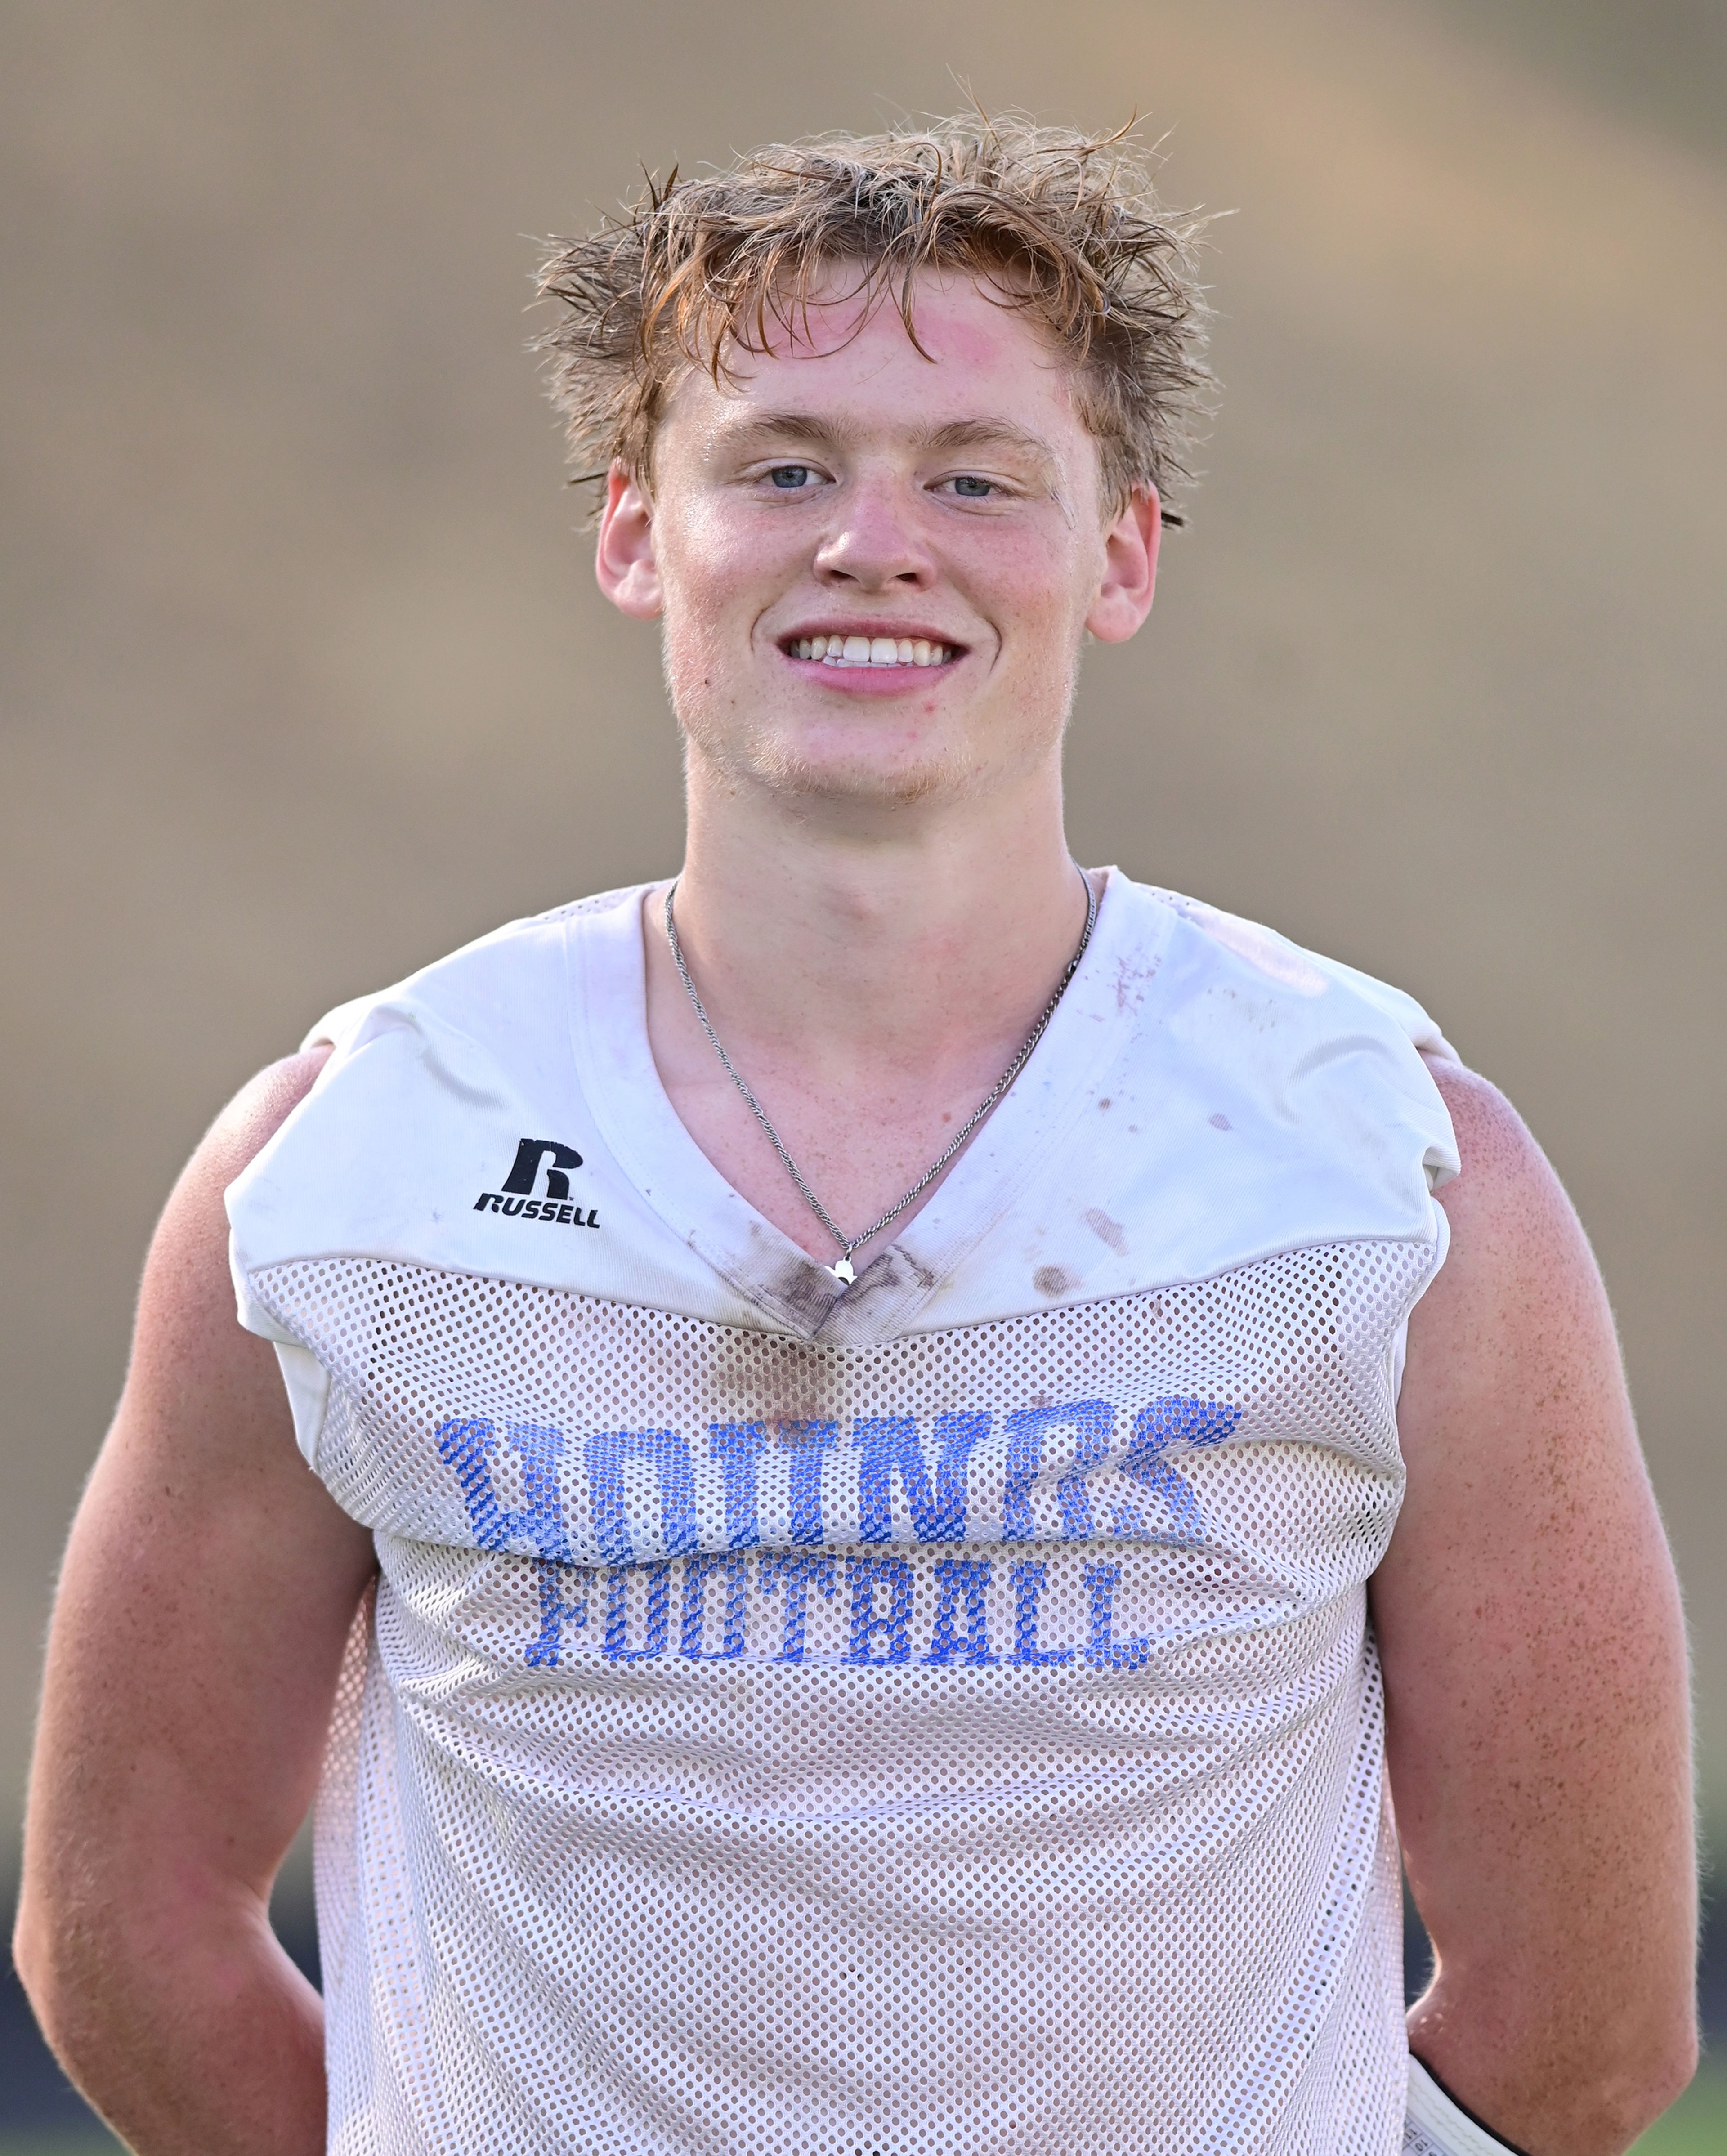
[668,752,1087,1082]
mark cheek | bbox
[654,518,755,681]
[973,528,1101,652]
[658,503,785,638]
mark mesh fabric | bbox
[255,1236,1428,2154]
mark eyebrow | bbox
[711,409,1062,475]
[913,418,1060,469]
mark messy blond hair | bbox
[533,114,1214,524]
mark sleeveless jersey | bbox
[225,871,1459,2156]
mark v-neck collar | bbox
[563,869,1166,1345]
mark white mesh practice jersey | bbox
[226,871,1460,2156]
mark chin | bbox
[788,752,982,810]
[685,718,989,811]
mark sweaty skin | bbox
[1380,1058,1696,2151]
[16,1050,371,2156]
[600,272,1159,1273]
[15,272,1696,2155]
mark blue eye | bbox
[951,475,994,498]
[769,465,813,489]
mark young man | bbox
[16,121,1697,2156]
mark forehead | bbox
[658,265,1087,451]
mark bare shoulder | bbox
[189,1047,331,1202]
[1409,1052,1609,1379]
[1391,1045,1642,1593]
[129,1046,331,1400]
[1388,1048,1665,1708]
[1421,1051,1566,1227]
[1380,1077,1696,2148]
[17,1044,374,2095]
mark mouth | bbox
[781,632,962,670]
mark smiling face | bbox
[595,267,1160,819]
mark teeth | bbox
[792,635,955,667]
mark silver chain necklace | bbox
[663,866,1098,1284]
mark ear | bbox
[595,464,663,619]
[1085,486,1161,644]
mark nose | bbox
[811,471,933,591]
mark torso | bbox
[225,872,1459,2156]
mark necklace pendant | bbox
[666,870,1095,1304]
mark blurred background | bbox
[2,0,1723,2146]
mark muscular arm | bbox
[1374,1060,1696,2155]
[14,1052,378,2156]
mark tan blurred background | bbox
[3,0,1724,1951]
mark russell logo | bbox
[474,1137,599,1229]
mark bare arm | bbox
[1374,1059,1696,2154]
[14,1051,378,2156]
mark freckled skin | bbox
[15,1051,376,2156]
[13,263,1698,2156]
[13,274,1165,2156]
[1378,1058,1696,2151]
[619,276,1117,815]
[598,270,1160,1270]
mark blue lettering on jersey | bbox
[604,1559,671,1659]
[709,1418,845,1550]
[437,1395,1243,1607]
[758,1552,837,1662]
[437,1417,571,1560]
[853,1415,938,1542]
[1118,1398,1242,1543]
[1083,1562,1150,1669]
[586,1427,697,1563]
[852,1410,992,1543]
[1009,1560,1074,1666]
[511,1551,1177,1671]
[526,1559,589,1667]
[707,1420,770,1549]
[1002,1400,1115,1540]
[846,1555,914,1665]
[429,1391,1259,1671]
[780,1419,839,1544]
[925,1558,996,1665]
[680,1552,747,1660]
[930,1410,992,1539]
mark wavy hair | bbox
[533,114,1215,523]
